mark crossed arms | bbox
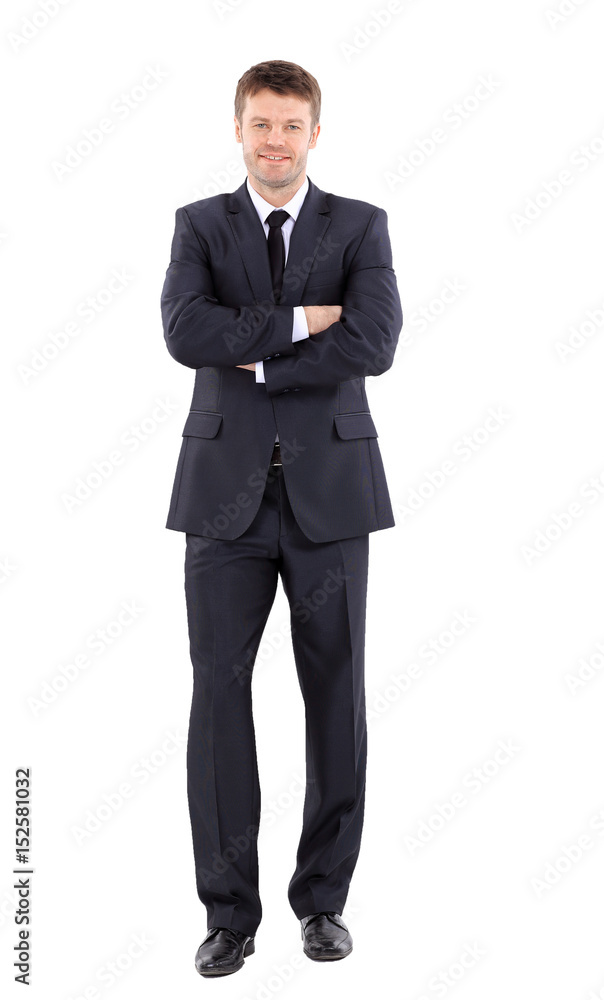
[161,204,402,396]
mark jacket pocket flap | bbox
[334,411,378,439]
[182,410,223,438]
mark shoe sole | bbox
[302,947,352,961]
[196,937,255,977]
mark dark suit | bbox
[161,176,402,936]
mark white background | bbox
[3,0,604,997]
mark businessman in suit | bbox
[161,60,402,977]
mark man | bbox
[161,59,402,978]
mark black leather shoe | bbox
[194,926,255,977]
[300,911,353,961]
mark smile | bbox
[260,155,289,161]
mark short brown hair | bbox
[234,60,321,133]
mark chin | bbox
[257,171,291,187]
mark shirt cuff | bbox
[255,308,307,384]
[292,306,310,342]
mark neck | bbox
[248,172,306,208]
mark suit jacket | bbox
[160,175,403,543]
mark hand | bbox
[303,305,343,335]
[236,362,256,371]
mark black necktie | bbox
[266,209,290,300]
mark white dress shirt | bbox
[245,176,310,384]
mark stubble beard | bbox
[245,146,307,190]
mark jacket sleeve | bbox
[261,208,403,396]
[161,206,298,368]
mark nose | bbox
[266,131,285,148]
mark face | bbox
[234,87,320,200]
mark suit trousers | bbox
[183,451,369,938]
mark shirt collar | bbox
[246,175,309,225]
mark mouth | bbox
[259,154,289,163]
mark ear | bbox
[308,123,320,149]
[234,116,242,143]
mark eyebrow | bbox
[249,117,305,124]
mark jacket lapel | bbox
[226,177,332,307]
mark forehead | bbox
[243,88,311,122]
